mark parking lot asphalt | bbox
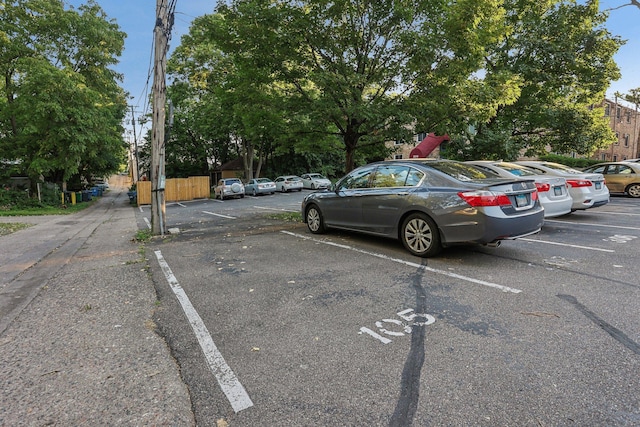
[2,184,639,426]
[0,178,194,426]
[140,191,640,426]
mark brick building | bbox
[592,98,640,161]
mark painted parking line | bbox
[545,219,640,231]
[203,211,236,219]
[143,217,151,229]
[588,211,640,216]
[254,206,299,213]
[154,250,254,413]
[519,238,615,253]
[281,231,522,293]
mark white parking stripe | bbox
[587,210,640,216]
[254,206,299,213]
[143,217,151,229]
[520,238,615,252]
[203,211,236,219]
[545,219,640,231]
[154,251,254,413]
[281,231,522,293]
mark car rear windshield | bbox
[427,161,500,182]
[496,163,538,177]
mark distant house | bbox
[215,158,260,182]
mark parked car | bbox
[466,161,572,218]
[515,161,609,211]
[582,162,640,198]
[301,159,544,257]
[300,173,332,190]
[275,175,303,192]
[244,177,276,196]
[214,178,245,200]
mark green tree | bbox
[214,0,506,173]
[448,0,622,160]
[0,0,127,187]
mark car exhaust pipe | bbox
[485,241,501,248]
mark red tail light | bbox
[566,179,592,188]
[531,191,539,201]
[458,191,512,207]
[535,183,550,192]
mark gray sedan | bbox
[301,159,544,257]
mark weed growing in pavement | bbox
[0,222,31,236]
[267,212,302,222]
[133,229,153,242]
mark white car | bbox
[300,173,332,190]
[515,161,609,211]
[466,161,573,218]
[274,175,303,192]
[214,178,245,200]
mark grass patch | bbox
[0,201,93,216]
[267,211,302,222]
[0,222,32,236]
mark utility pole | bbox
[151,0,170,235]
[130,105,140,182]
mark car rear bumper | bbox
[539,196,573,218]
[440,209,544,246]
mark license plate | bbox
[553,186,563,196]
[515,194,528,207]
[595,182,602,190]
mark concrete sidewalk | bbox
[0,180,194,425]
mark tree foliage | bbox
[165,0,623,175]
[0,0,127,186]
[447,0,623,160]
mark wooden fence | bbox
[136,176,210,205]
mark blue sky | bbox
[66,1,639,134]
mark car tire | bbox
[240,194,244,198]
[306,205,326,234]
[311,183,316,190]
[400,213,441,257]
[281,186,288,193]
[626,183,640,198]
[251,189,257,196]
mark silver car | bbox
[466,161,573,218]
[244,178,276,196]
[300,173,332,190]
[302,160,544,257]
[516,161,609,211]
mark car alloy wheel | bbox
[252,188,257,196]
[627,183,640,198]
[401,213,441,257]
[306,205,325,234]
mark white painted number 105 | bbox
[359,308,436,344]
